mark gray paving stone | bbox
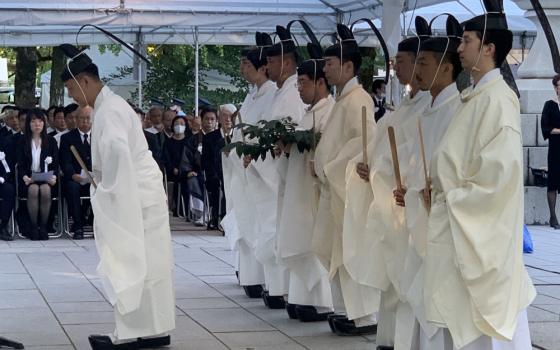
[176,297,239,310]
[527,306,559,322]
[50,301,113,313]
[215,330,307,350]
[0,273,35,290]
[38,282,105,302]
[294,334,375,350]
[0,330,71,347]
[530,322,560,350]
[57,311,115,325]
[0,308,61,333]
[186,308,275,332]
[0,289,48,309]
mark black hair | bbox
[553,74,560,87]
[24,109,49,157]
[63,103,79,118]
[200,107,218,120]
[432,51,463,81]
[474,30,513,67]
[371,79,386,93]
[1,105,17,113]
[53,106,65,117]
[46,105,57,114]
[171,116,186,128]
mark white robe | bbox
[341,89,430,344]
[248,73,307,296]
[394,84,460,350]
[224,80,277,286]
[312,77,377,320]
[424,70,536,348]
[276,95,335,308]
[90,86,175,340]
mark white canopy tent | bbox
[0,0,534,110]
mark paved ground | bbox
[0,219,558,349]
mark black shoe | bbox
[73,228,84,240]
[39,227,49,240]
[137,335,170,348]
[377,346,394,350]
[29,227,40,241]
[332,318,377,336]
[295,305,333,322]
[88,335,139,349]
[551,217,560,229]
[243,284,264,298]
[286,303,299,319]
[327,314,347,332]
[0,227,13,241]
[261,291,286,309]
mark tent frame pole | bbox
[194,26,199,115]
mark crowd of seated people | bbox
[0,104,92,242]
[137,101,236,232]
[0,99,235,241]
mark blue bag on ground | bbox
[523,225,534,254]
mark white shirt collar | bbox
[79,129,91,140]
[474,68,501,91]
[220,128,233,138]
[276,74,298,94]
[431,83,459,109]
[339,77,359,97]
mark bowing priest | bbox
[344,16,433,348]
[312,23,377,336]
[60,44,175,350]
[223,41,276,299]
[246,26,306,308]
[421,1,535,348]
[276,43,335,322]
[388,15,464,350]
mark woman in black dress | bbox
[541,74,560,229]
[163,116,189,216]
[17,109,59,240]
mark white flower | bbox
[45,156,52,165]
[0,152,5,160]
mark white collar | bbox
[276,74,298,94]
[79,130,91,137]
[339,77,359,97]
[474,68,501,91]
[220,128,233,138]
[254,80,276,99]
[431,83,459,109]
[309,95,334,112]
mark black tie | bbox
[226,134,231,144]
[83,134,89,146]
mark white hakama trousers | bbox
[332,268,380,325]
[287,255,333,309]
[417,310,531,350]
[113,203,175,341]
[238,240,265,286]
[263,261,290,296]
[376,284,399,347]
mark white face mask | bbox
[174,125,186,134]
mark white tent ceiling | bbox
[0,0,534,47]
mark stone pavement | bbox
[0,219,558,349]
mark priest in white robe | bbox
[276,46,335,321]
[60,44,175,349]
[246,26,306,308]
[343,17,433,348]
[223,44,276,299]
[422,7,535,349]
[312,24,377,336]
[389,16,464,350]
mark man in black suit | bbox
[202,105,234,230]
[59,106,92,240]
[48,106,67,137]
[371,79,387,122]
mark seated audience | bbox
[17,109,59,241]
[60,106,92,240]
